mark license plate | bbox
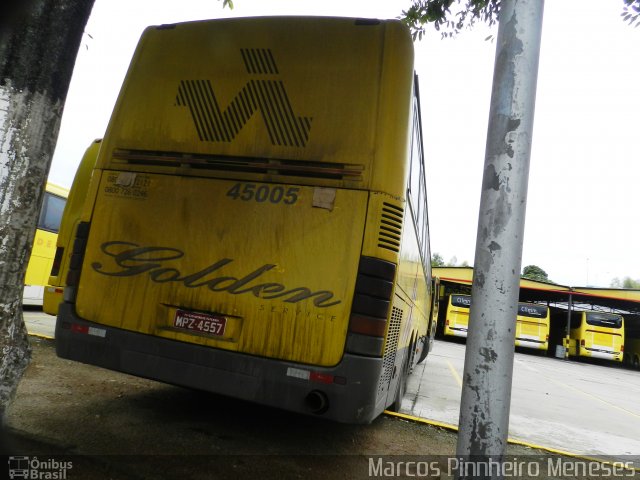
[173,310,226,336]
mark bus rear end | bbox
[579,312,624,362]
[444,294,471,338]
[514,303,549,351]
[56,17,421,423]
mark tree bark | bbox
[0,0,94,419]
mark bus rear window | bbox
[451,295,471,308]
[37,192,66,233]
[585,313,623,329]
[517,304,548,318]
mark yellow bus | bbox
[514,303,550,351]
[55,17,434,423]
[43,140,102,315]
[442,294,471,338]
[442,294,549,351]
[23,182,69,306]
[624,337,640,369]
[568,311,624,362]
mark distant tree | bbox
[611,277,640,289]
[403,0,499,39]
[431,253,445,267]
[623,0,640,27]
[402,0,640,38]
[431,253,471,267]
[522,265,550,283]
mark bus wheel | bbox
[634,355,640,370]
[417,333,430,364]
[388,354,409,412]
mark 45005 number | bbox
[226,183,300,205]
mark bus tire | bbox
[417,335,429,364]
[634,355,640,370]
[388,353,409,412]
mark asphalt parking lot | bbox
[404,339,640,460]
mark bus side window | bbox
[38,192,66,233]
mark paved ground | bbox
[23,308,56,338]
[403,339,640,460]
[22,310,640,464]
[7,337,613,480]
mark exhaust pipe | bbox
[305,390,329,414]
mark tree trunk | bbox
[0,0,94,419]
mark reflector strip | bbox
[286,367,310,380]
[71,323,106,338]
[310,372,333,384]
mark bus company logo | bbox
[175,48,312,148]
[8,456,73,479]
[519,305,543,317]
[91,241,341,308]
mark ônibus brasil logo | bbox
[8,456,72,480]
[175,49,312,148]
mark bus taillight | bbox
[580,339,585,346]
[51,247,64,277]
[345,256,396,357]
[64,221,90,302]
[349,314,386,337]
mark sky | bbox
[48,0,640,289]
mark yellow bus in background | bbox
[43,140,102,315]
[625,337,640,369]
[515,303,550,351]
[624,318,640,369]
[568,311,624,362]
[443,294,471,338]
[442,294,549,351]
[23,182,69,306]
[55,17,434,423]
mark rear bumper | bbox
[515,337,548,351]
[56,302,387,423]
[447,327,467,338]
[583,347,623,362]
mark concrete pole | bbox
[455,0,544,476]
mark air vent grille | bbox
[378,202,403,253]
[378,306,403,395]
[111,149,364,181]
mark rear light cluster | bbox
[51,247,64,277]
[286,367,346,385]
[345,256,395,357]
[64,221,90,303]
[62,322,106,338]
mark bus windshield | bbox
[585,312,623,329]
[450,295,471,308]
